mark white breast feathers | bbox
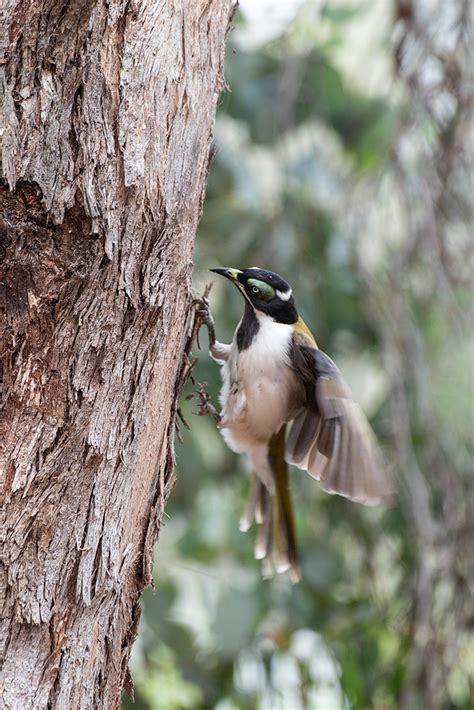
[218,313,303,451]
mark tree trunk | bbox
[0,1,233,707]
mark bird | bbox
[204,266,393,582]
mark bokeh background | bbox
[123,1,473,708]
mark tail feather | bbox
[269,426,300,582]
[241,426,300,582]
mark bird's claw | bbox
[195,300,214,328]
[186,382,221,423]
[193,289,216,348]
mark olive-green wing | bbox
[286,342,393,506]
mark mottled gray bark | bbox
[0,1,233,707]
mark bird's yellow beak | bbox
[209,267,243,283]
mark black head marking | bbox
[236,268,298,324]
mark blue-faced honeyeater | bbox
[204,267,392,581]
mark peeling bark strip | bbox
[0,1,233,707]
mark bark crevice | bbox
[0,1,234,707]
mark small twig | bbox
[174,419,184,444]
[181,352,198,384]
[175,285,221,431]
[177,407,190,431]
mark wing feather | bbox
[286,409,320,466]
[286,341,393,505]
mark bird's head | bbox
[210,267,298,324]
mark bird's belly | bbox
[219,362,304,451]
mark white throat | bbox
[246,310,293,364]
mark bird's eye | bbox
[247,278,275,300]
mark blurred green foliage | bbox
[123,2,473,708]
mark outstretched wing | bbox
[286,336,393,505]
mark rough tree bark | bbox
[0,1,234,707]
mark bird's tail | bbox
[240,425,300,582]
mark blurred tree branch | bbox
[350,2,473,706]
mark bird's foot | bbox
[186,382,221,424]
[193,285,216,349]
